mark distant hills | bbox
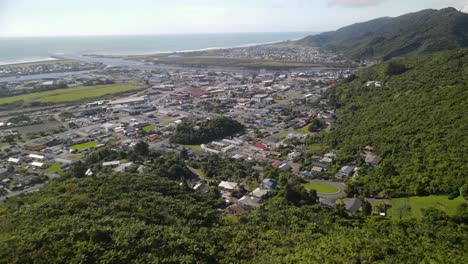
[296,8,468,60]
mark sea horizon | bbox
[0,32,316,65]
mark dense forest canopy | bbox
[170,115,244,145]
[296,8,468,60]
[327,48,468,197]
[0,161,467,263]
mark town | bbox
[0,56,389,216]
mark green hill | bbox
[328,48,468,197]
[296,8,468,60]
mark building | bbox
[365,154,383,167]
[335,165,356,180]
[261,178,277,190]
[238,195,261,208]
[108,96,147,106]
[344,198,363,213]
[252,94,268,103]
[218,181,238,191]
[250,187,270,199]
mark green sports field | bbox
[70,141,98,151]
[303,183,339,194]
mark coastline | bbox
[0,34,310,67]
[86,38,298,57]
[0,57,59,66]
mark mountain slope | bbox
[297,8,468,60]
[328,48,468,197]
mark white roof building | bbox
[7,157,20,164]
[218,181,238,191]
[28,154,45,160]
[30,162,44,168]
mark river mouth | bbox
[0,54,349,83]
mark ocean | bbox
[0,32,314,65]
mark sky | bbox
[0,0,467,37]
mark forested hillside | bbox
[0,165,467,263]
[328,48,468,197]
[296,8,468,60]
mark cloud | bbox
[328,0,387,8]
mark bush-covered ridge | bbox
[296,8,468,60]
[328,48,468,197]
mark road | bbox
[0,183,44,202]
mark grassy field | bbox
[70,141,97,151]
[303,183,339,194]
[0,83,141,105]
[389,195,467,219]
[298,123,312,133]
[276,131,291,140]
[142,124,156,132]
[44,163,63,172]
[182,144,202,151]
[307,144,327,153]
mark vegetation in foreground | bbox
[0,150,466,263]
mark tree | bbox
[134,141,149,156]
[385,61,407,75]
[460,183,468,200]
[362,201,372,215]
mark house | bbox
[253,143,268,150]
[252,94,268,103]
[193,182,210,193]
[344,198,363,213]
[218,181,238,191]
[238,195,261,208]
[319,157,333,163]
[279,163,290,170]
[250,187,270,199]
[365,154,382,167]
[311,166,325,173]
[261,178,277,190]
[271,161,282,168]
[319,198,336,208]
[335,165,356,180]
[311,162,329,170]
[288,152,301,161]
[114,162,133,172]
[103,161,121,167]
[226,203,248,214]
